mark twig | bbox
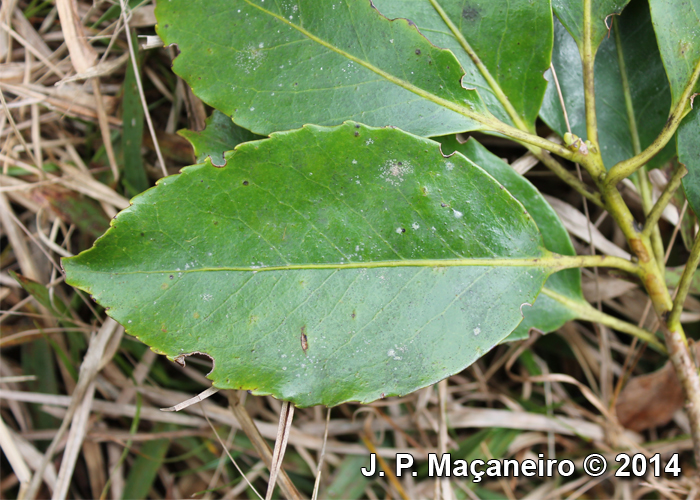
[643,165,688,237]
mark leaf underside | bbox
[648,0,700,218]
[64,123,551,407]
[541,2,674,170]
[552,0,631,51]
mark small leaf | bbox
[438,136,584,341]
[552,0,631,51]
[64,123,554,407]
[179,110,263,167]
[372,0,553,130]
[540,2,674,169]
[155,0,489,138]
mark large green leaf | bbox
[649,0,700,221]
[648,0,700,106]
[371,0,553,131]
[680,108,700,218]
[179,110,263,167]
[438,136,584,341]
[552,0,631,51]
[156,0,490,138]
[64,123,555,407]
[540,2,674,170]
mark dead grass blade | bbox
[265,401,294,500]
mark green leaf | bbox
[438,136,584,341]
[64,122,554,407]
[179,110,263,167]
[371,0,553,131]
[649,0,700,216]
[155,0,490,138]
[552,0,630,51]
[540,2,674,170]
[648,0,700,106]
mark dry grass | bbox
[1,1,699,499]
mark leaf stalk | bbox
[642,164,688,238]
[541,288,665,353]
[668,230,700,332]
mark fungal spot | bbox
[193,312,200,319]
[351,310,356,319]
[415,49,421,55]
[354,131,359,137]
[161,283,169,290]
[243,180,249,185]
[235,44,266,73]
[380,159,413,186]
[462,6,480,21]
[140,232,145,236]
[355,124,361,128]
[473,326,481,336]
[396,227,406,234]
[169,275,174,279]
[441,202,448,207]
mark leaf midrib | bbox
[240,0,492,128]
[74,255,560,275]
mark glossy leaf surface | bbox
[179,110,263,167]
[540,2,673,169]
[156,0,489,138]
[648,0,700,106]
[649,0,700,221]
[552,0,630,51]
[680,108,700,218]
[372,0,553,130]
[439,136,584,341]
[64,123,551,407]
